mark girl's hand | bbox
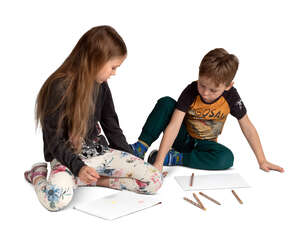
[78,166,100,184]
[259,160,284,173]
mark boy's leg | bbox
[138,96,178,146]
[182,140,234,170]
[147,123,194,165]
[172,123,194,153]
[132,96,185,159]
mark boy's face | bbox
[197,76,233,103]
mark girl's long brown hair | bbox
[36,26,127,152]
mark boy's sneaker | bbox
[130,140,149,159]
[147,149,183,166]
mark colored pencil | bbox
[183,197,204,210]
[190,173,194,186]
[193,193,206,210]
[232,190,243,204]
[199,192,221,205]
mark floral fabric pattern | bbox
[82,148,163,194]
[33,145,163,211]
[34,160,75,211]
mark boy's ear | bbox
[225,81,234,91]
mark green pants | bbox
[139,96,234,170]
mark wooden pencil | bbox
[193,193,206,210]
[199,192,221,205]
[190,173,194,186]
[232,190,243,204]
[183,197,205,210]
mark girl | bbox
[24,26,163,212]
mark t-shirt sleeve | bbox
[176,81,198,112]
[224,87,247,120]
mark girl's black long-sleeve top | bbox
[42,80,133,176]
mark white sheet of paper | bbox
[175,173,250,191]
[73,190,161,220]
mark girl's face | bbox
[95,56,126,84]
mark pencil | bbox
[190,173,194,186]
[232,190,243,204]
[199,192,221,205]
[193,193,206,210]
[183,197,205,210]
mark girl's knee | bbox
[39,183,74,212]
[146,182,162,195]
[142,171,163,195]
[38,166,76,212]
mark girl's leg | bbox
[25,159,76,211]
[82,148,163,194]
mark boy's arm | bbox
[238,114,284,172]
[153,109,186,172]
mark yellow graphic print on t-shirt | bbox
[185,95,230,140]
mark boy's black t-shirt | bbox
[176,81,247,141]
[42,79,133,176]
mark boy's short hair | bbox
[199,48,239,86]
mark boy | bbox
[131,48,284,173]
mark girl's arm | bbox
[42,82,98,183]
[153,109,186,172]
[44,113,99,184]
[238,114,284,172]
[100,82,134,154]
[43,109,86,177]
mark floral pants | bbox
[34,147,163,211]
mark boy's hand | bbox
[259,161,284,173]
[153,162,168,177]
[153,162,163,173]
[78,166,100,184]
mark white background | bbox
[1,0,299,237]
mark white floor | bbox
[11,159,298,238]
[2,1,300,237]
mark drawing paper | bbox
[175,173,250,191]
[73,190,161,220]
